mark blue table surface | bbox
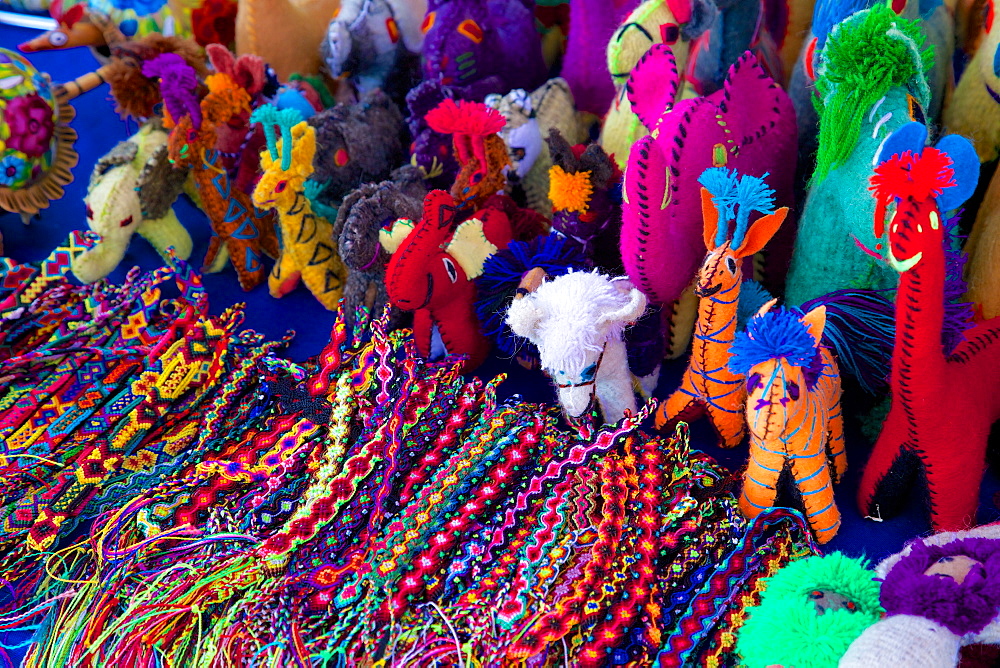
[2,23,1000,663]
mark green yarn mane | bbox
[811,4,933,185]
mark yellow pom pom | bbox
[549,165,594,213]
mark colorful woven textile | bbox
[0,250,818,666]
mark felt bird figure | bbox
[842,525,1000,666]
[17,0,113,54]
[620,45,797,318]
[655,168,789,448]
[784,5,933,305]
[157,55,280,290]
[251,107,348,311]
[72,122,192,284]
[506,270,650,423]
[381,189,513,372]
[857,127,1000,533]
[729,302,847,543]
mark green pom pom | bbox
[737,553,884,668]
[812,4,933,185]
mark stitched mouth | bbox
[694,282,722,298]
[400,274,434,310]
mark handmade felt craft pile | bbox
[4,0,1000,663]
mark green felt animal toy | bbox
[784,4,932,306]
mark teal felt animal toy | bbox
[784,4,933,306]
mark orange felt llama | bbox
[655,168,788,448]
[730,302,847,543]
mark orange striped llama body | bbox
[733,305,846,543]
[655,169,788,448]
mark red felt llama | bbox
[858,124,1000,531]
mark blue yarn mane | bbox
[699,168,776,248]
[801,289,895,394]
[736,280,773,330]
[474,233,590,358]
[729,309,822,388]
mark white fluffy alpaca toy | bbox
[506,270,648,423]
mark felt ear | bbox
[935,134,980,212]
[802,305,826,344]
[62,3,85,27]
[626,44,679,131]
[682,0,717,39]
[445,216,499,280]
[379,218,416,254]
[877,121,928,165]
[506,293,544,341]
[137,144,188,219]
[600,278,648,326]
[733,208,789,259]
[91,140,139,185]
[756,298,778,317]
[701,187,719,250]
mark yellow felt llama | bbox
[251,106,347,311]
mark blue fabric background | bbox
[2,24,1000,665]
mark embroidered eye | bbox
[511,147,526,161]
[119,215,134,227]
[48,31,68,46]
[85,204,93,219]
[334,148,350,167]
[385,17,400,43]
[726,257,737,274]
[747,373,762,392]
[443,257,459,282]
[187,129,197,142]
[421,11,436,33]
[845,601,857,612]
[787,380,800,401]
[457,19,483,43]
[809,590,824,599]
[939,556,955,563]
[660,22,679,44]
[581,363,597,382]
[470,171,483,184]
[275,180,288,193]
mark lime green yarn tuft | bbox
[811,4,933,185]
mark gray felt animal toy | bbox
[307,90,409,210]
[333,165,427,328]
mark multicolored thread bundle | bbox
[0,246,817,667]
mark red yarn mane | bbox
[869,147,957,204]
[425,99,506,136]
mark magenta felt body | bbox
[561,0,641,115]
[621,47,797,306]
